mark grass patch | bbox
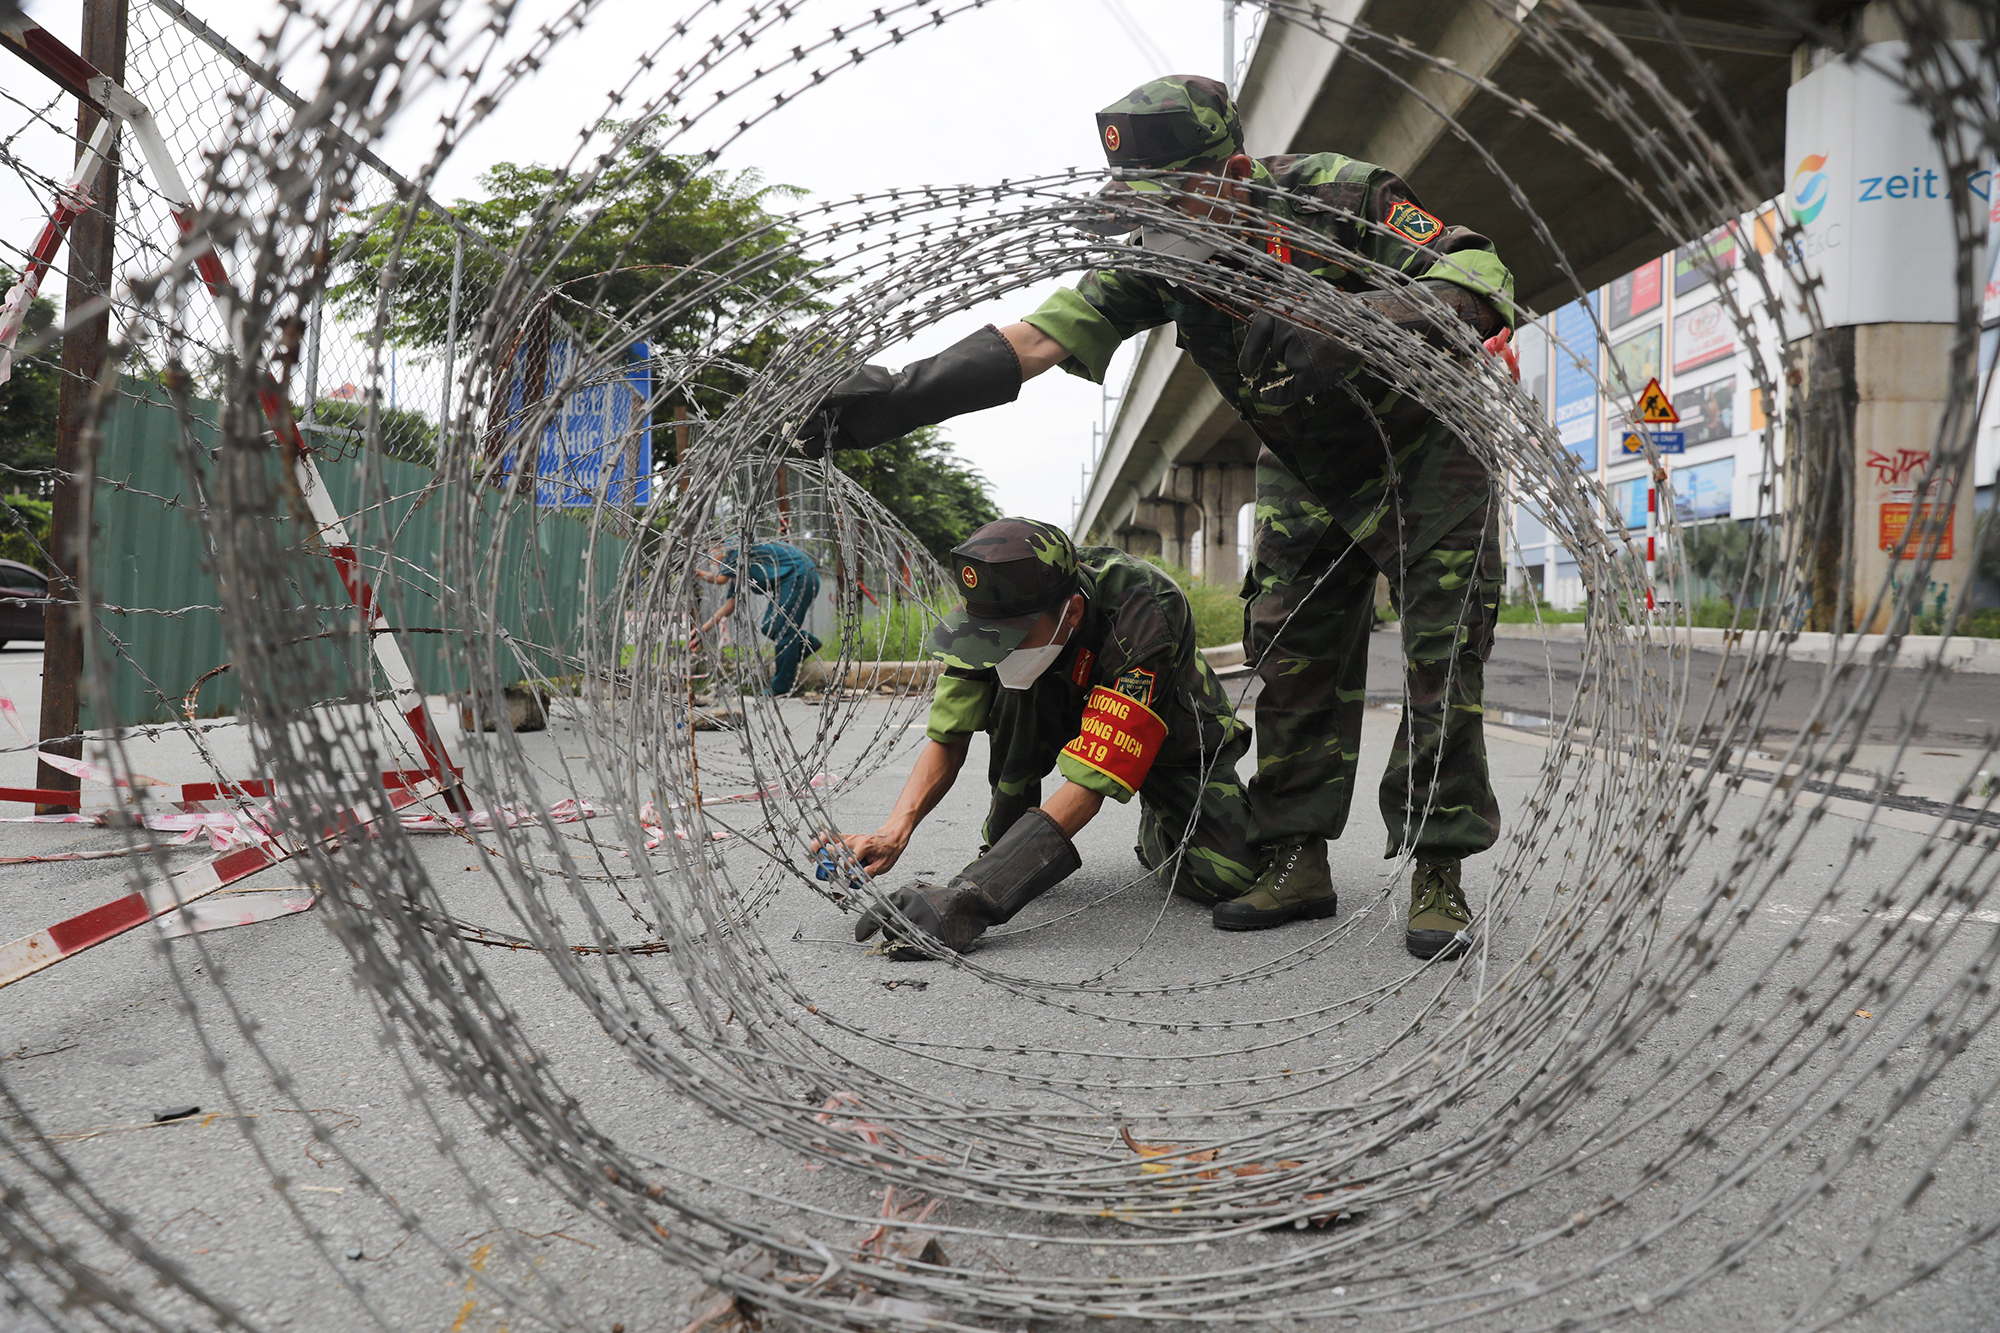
[815,596,952,662]
[1496,602,1588,625]
[1146,559,1244,649]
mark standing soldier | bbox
[802,77,1514,960]
[824,517,1256,958]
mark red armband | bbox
[1061,685,1168,796]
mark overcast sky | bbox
[13,0,1251,525]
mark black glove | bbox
[853,808,1080,959]
[1236,309,1362,412]
[798,325,1023,459]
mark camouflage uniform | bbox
[929,529,1256,904]
[1022,78,1514,864]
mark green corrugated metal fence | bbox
[88,380,628,727]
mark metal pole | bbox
[441,230,463,433]
[301,216,325,424]
[1222,1,1237,95]
[38,0,127,812]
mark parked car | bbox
[0,559,49,645]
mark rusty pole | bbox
[37,0,128,812]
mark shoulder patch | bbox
[1113,668,1156,707]
[1069,646,1097,688]
[1383,199,1443,246]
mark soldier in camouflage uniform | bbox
[829,518,1257,959]
[801,77,1512,959]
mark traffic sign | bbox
[1621,430,1686,455]
[1636,377,1679,424]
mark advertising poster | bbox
[1673,225,1739,296]
[1672,300,1736,374]
[1608,258,1664,326]
[1784,41,1984,327]
[1613,477,1649,530]
[1676,375,1736,447]
[1551,298,1599,469]
[1672,458,1735,523]
[1609,324,1662,395]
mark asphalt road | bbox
[0,647,1995,1331]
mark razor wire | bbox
[0,1,1997,1330]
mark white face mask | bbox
[1136,224,1221,264]
[993,608,1077,691]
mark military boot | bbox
[1405,860,1472,959]
[1212,839,1336,931]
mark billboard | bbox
[1783,40,1987,326]
[498,337,652,507]
[1613,477,1648,530]
[1551,297,1599,469]
[1609,324,1661,397]
[1673,225,1738,296]
[1672,458,1734,523]
[1672,300,1735,374]
[1676,375,1735,447]
[1608,257,1663,326]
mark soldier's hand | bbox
[797,365,897,459]
[1237,310,1361,411]
[808,827,907,876]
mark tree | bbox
[332,129,1002,540]
[330,123,822,439]
[0,268,60,489]
[831,427,1002,563]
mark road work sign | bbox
[1636,377,1679,424]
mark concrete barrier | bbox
[1490,620,2000,673]
[796,659,943,692]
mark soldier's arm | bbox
[1016,268,1174,384]
[826,669,993,873]
[798,266,1173,455]
[833,737,971,875]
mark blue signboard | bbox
[1672,457,1734,522]
[500,337,652,507]
[1620,429,1685,455]
[1551,298,1599,469]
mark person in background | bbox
[695,540,822,696]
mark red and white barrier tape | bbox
[0,778,438,989]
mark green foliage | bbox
[330,123,821,436]
[816,595,952,663]
[0,269,60,488]
[308,397,439,465]
[0,493,51,571]
[1977,507,2000,594]
[1495,602,1587,624]
[1959,607,2000,639]
[830,427,1001,563]
[1146,559,1245,648]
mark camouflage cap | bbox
[930,518,1080,670]
[1096,75,1244,191]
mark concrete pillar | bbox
[1194,463,1256,587]
[1114,525,1164,560]
[1848,324,1975,633]
[1785,5,1984,633]
[1128,498,1194,569]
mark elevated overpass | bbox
[1072,0,1826,584]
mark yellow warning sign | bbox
[1637,377,1679,424]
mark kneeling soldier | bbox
[831,518,1260,959]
